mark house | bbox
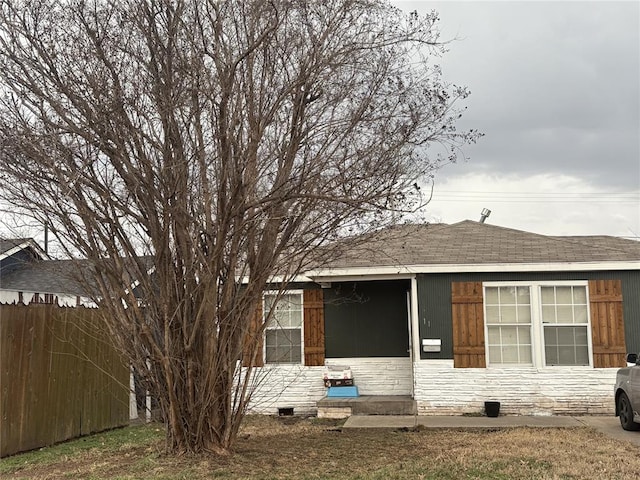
[0,237,48,277]
[245,220,640,417]
[0,238,93,306]
[0,240,152,307]
[4,220,639,418]
[0,240,144,421]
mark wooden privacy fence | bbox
[0,304,129,457]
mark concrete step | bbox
[317,395,416,418]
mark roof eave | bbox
[0,239,50,261]
[307,260,640,282]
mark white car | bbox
[615,353,640,431]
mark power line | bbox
[430,190,640,204]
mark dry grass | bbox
[2,416,640,479]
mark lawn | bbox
[2,415,640,480]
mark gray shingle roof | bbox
[0,238,35,257]
[0,259,93,296]
[320,220,640,270]
[0,249,154,297]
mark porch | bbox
[317,395,416,418]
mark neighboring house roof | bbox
[0,237,48,261]
[310,220,640,276]
[0,234,154,306]
[0,259,91,297]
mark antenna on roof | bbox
[479,208,491,224]
[44,221,48,254]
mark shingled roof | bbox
[0,238,47,259]
[0,259,93,296]
[316,220,640,271]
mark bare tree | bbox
[0,0,480,454]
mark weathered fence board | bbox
[0,305,129,457]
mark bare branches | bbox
[0,0,480,454]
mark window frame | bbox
[484,285,533,366]
[263,290,305,365]
[483,281,593,369]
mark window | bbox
[540,286,589,366]
[484,282,591,367]
[264,292,303,364]
[485,286,532,365]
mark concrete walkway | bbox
[342,415,640,447]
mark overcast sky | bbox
[394,0,640,238]
[1,1,638,246]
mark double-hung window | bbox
[484,282,591,367]
[485,286,533,365]
[264,292,303,364]
[540,286,589,366]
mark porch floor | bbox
[317,395,416,418]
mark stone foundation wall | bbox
[413,360,617,416]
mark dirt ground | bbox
[3,416,640,480]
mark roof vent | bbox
[479,208,491,223]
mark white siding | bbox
[247,357,412,414]
[245,357,615,416]
[246,365,326,415]
[325,358,412,395]
[413,360,617,416]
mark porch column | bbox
[410,276,421,361]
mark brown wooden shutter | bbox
[242,303,264,367]
[303,288,325,366]
[451,281,486,368]
[589,279,626,368]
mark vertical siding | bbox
[0,305,129,458]
[303,289,325,366]
[589,279,626,367]
[451,282,486,368]
[622,273,640,354]
[416,275,455,360]
[417,270,640,360]
[243,303,264,367]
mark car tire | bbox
[618,392,640,431]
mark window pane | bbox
[289,345,302,363]
[517,306,531,323]
[517,287,531,304]
[265,293,303,329]
[487,325,531,365]
[542,305,556,323]
[556,305,574,323]
[573,287,587,304]
[575,327,588,344]
[500,326,519,344]
[485,287,499,304]
[556,286,573,304]
[575,346,589,365]
[485,286,532,365]
[541,287,555,305]
[574,305,588,324]
[519,346,532,363]
[544,326,589,366]
[487,326,501,344]
[558,346,576,365]
[517,326,531,345]
[501,287,516,304]
[501,345,520,363]
[544,346,558,365]
[557,326,575,344]
[488,346,502,363]
[500,305,517,323]
[265,328,301,364]
[486,306,500,324]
